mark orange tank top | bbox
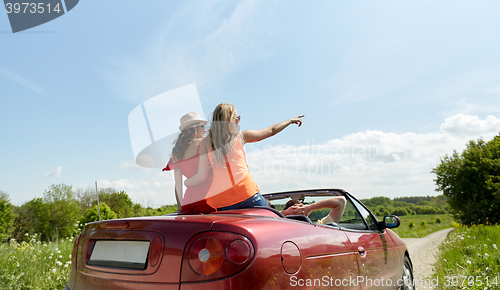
[206,137,259,209]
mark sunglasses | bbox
[236,115,241,121]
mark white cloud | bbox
[98,174,175,207]
[120,160,152,172]
[440,114,500,138]
[44,166,62,178]
[0,67,44,93]
[100,114,500,204]
[98,178,148,190]
[247,114,500,199]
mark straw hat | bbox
[179,112,208,131]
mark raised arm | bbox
[242,115,304,143]
[184,138,211,187]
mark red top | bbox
[163,145,214,213]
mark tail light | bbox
[149,236,162,267]
[181,232,254,282]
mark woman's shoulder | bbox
[199,136,211,148]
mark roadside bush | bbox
[432,135,500,225]
[436,217,442,224]
[0,191,14,242]
[11,202,39,242]
[81,202,117,224]
[408,221,415,229]
[38,184,82,241]
[420,221,427,228]
[392,207,408,216]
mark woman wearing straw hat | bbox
[185,103,303,211]
[162,112,215,213]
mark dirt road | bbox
[401,228,453,289]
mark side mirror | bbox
[383,215,400,229]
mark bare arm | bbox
[184,138,211,187]
[242,115,304,143]
[174,168,183,209]
[281,204,307,216]
[303,197,346,216]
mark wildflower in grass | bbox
[461,237,464,240]
[69,254,71,259]
[49,256,52,259]
[484,244,487,247]
[59,255,63,259]
[56,261,62,266]
[493,244,498,249]
[467,260,471,265]
[57,250,61,254]
[484,253,489,258]
[43,244,47,247]
[51,268,56,273]
[25,233,29,237]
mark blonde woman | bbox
[163,112,214,213]
[185,103,303,211]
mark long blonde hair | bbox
[171,127,197,162]
[209,103,242,168]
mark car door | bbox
[339,195,401,290]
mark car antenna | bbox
[95,181,101,221]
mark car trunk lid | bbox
[75,216,214,287]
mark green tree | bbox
[432,135,500,225]
[94,189,134,218]
[11,202,38,241]
[82,202,117,224]
[0,191,14,242]
[37,184,81,241]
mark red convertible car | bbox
[65,189,414,290]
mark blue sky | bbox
[2,0,500,207]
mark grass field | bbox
[0,234,73,290]
[432,224,500,290]
[376,214,454,238]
